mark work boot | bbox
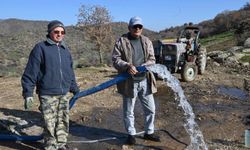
[126,135,136,145]
[144,133,160,142]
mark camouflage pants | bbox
[39,95,69,150]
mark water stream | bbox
[147,64,208,150]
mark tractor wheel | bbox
[181,63,198,82]
[197,47,207,74]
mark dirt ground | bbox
[0,59,249,150]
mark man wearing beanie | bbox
[112,16,160,145]
[21,20,79,150]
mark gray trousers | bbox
[123,78,155,135]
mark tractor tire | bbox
[181,63,198,82]
[197,47,207,74]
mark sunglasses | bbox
[53,30,65,35]
[132,25,143,29]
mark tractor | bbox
[155,26,207,82]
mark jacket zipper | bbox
[57,45,64,94]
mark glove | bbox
[24,97,34,110]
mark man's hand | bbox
[127,64,138,75]
[24,97,34,110]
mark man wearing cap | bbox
[21,20,79,150]
[112,16,160,145]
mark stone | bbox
[244,38,250,48]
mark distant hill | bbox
[0,19,160,76]
[159,2,250,41]
[0,18,48,34]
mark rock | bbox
[0,115,43,136]
[207,51,224,58]
[241,62,250,67]
[244,37,250,48]
[213,57,224,64]
[243,48,250,53]
[21,125,43,136]
[209,51,232,64]
[213,62,220,67]
[228,46,243,52]
[226,56,239,64]
[208,47,249,66]
[233,53,245,60]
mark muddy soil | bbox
[0,60,249,150]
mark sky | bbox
[1,0,249,32]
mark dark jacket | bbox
[21,38,79,98]
[112,33,157,98]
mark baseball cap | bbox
[129,16,143,27]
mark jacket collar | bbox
[46,38,66,49]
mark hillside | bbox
[159,3,250,42]
[0,19,160,77]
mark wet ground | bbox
[217,86,249,101]
[0,61,249,150]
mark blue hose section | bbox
[0,135,44,141]
[0,66,147,141]
[69,66,147,109]
[69,72,130,109]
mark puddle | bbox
[217,85,249,100]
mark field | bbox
[0,59,249,150]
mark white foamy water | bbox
[146,64,208,150]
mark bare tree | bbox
[242,2,250,11]
[77,4,113,64]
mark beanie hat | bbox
[129,16,143,27]
[47,20,65,33]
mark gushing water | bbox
[146,64,208,150]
